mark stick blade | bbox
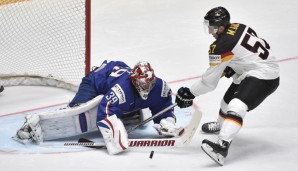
[181,109,202,145]
[78,138,105,149]
[78,138,93,143]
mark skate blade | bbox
[201,143,224,166]
[199,130,220,135]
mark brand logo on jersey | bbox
[111,84,126,104]
[161,80,171,97]
[129,139,175,147]
[209,54,221,66]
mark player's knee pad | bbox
[227,98,248,119]
[219,99,248,142]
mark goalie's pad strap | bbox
[79,113,88,133]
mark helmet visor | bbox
[203,20,218,34]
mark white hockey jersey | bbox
[190,23,280,96]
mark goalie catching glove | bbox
[175,87,195,108]
[153,117,184,137]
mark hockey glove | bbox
[153,117,184,137]
[222,66,235,78]
[175,87,195,108]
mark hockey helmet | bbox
[130,61,156,100]
[203,6,230,34]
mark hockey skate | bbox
[201,139,230,166]
[201,122,220,134]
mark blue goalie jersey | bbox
[91,61,175,124]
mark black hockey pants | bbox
[223,76,280,111]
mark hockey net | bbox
[0,0,91,92]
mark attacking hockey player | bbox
[13,60,183,155]
[175,7,280,165]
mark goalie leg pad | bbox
[13,96,103,143]
[97,115,128,155]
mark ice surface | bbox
[1,0,298,170]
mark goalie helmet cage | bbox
[0,0,91,92]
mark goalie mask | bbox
[130,61,156,100]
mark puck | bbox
[149,151,154,159]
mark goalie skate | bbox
[201,139,230,166]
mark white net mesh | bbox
[0,0,90,91]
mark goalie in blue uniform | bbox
[14,60,183,155]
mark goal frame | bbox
[0,0,91,91]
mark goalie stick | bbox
[39,108,202,149]
[127,103,178,134]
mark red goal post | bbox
[0,0,91,91]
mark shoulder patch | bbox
[161,80,171,97]
[209,54,221,66]
[111,84,126,104]
[209,52,234,66]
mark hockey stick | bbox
[127,103,177,134]
[82,109,201,147]
[40,109,202,148]
[39,140,106,149]
[75,103,178,148]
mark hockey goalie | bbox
[13,60,184,155]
